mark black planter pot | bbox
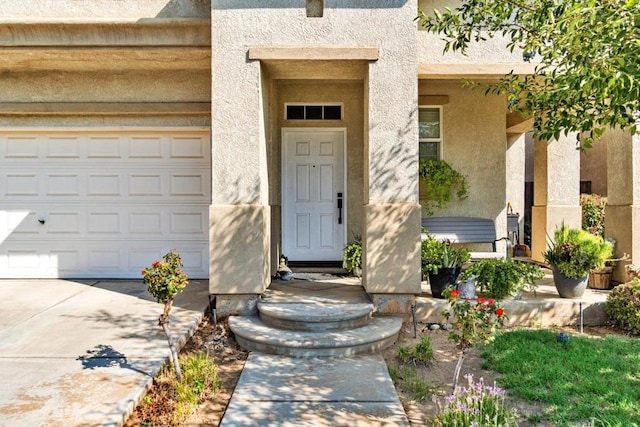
[552,267,588,298]
[428,267,462,298]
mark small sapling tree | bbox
[142,250,189,381]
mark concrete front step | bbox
[258,301,374,331]
[229,315,403,357]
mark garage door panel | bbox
[2,205,208,239]
[1,238,208,279]
[46,136,81,158]
[0,130,210,279]
[2,170,209,201]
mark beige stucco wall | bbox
[0,69,211,127]
[2,0,210,19]
[418,79,509,241]
[605,128,640,280]
[417,0,527,65]
[580,138,608,196]
[211,1,421,302]
[0,70,210,103]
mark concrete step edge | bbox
[257,302,374,331]
[229,316,402,350]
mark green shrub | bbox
[396,336,434,366]
[462,258,544,299]
[342,237,362,277]
[605,279,640,335]
[581,194,607,237]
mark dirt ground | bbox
[124,316,248,427]
[126,316,618,426]
[382,322,547,425]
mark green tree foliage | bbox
[418,0,640,149]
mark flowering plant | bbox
[442,287,507,389]
[443,288,506,351]
[433,374,518,426]
[142,250,188,307]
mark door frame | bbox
[281,127,348,261]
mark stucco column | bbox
[605,128,640,282]
[531,133,582,261]
[362,7,421,313]
[506,133,526,245]
[209,16,271,315]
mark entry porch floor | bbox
[276,272,610,327]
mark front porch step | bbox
[229,316,403,357]
[258,301,374,331]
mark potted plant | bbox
[461,258,544,300]
[419,158,469,216]
[580,194,617,289]
[543,224,613,298]
[422,233,470,298]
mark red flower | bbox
[488,298,495,306]
[477,297,486,304]
[141,269,146,275]
[450,289,460,299]
[152,261,161,268]
[495,308,505,317]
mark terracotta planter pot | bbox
[428,267,462,299]
[552,267,588,298]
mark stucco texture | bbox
[418,79,509,237]
[211,1,421,297]
[2,0,211,19]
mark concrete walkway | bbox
[222,275,409,426]
[221,353,409,427]
[0,278,209,427]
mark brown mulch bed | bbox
[124,315,248,426]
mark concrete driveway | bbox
[0,278,209,427]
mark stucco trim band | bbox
[0,102,211,116]
[418,63,537,79]
[248,47,379,61]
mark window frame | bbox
[418,105,443,160]
[284,102,344,121]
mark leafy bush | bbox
[397,336,434,366]
[433,374,518,426]
[422,233,471,276]
[543,224,613,279]
[342,237,362,277]
[142,250,189,304]
[605,279,640,335]
[462,258,544,299]
[581,194,607,237]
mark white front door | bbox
[282,128,346,261]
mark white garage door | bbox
[0,129,210,279]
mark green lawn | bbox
[481,329,640,426]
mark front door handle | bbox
[337,192,343,224]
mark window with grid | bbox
[419,107,441,160]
